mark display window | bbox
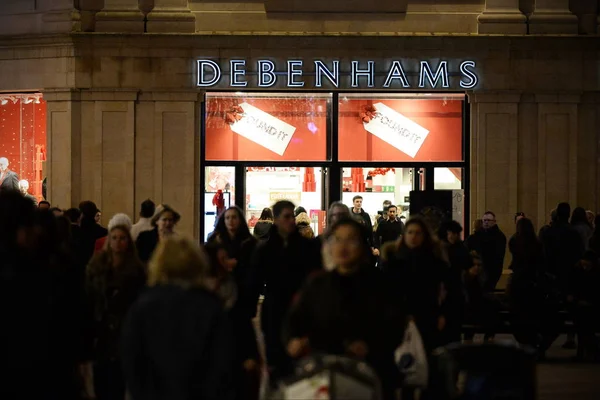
[0,93,46,200]
[203,166,235,241]
[205,92,330,161]
[245,166,324,235]
[337,93,464,162]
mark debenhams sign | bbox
[195,59,479,90]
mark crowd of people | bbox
[1,188,599,400]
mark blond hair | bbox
[147,236,210,289]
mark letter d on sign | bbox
[197,60,221,87]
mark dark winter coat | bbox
[122,285,235,400]
[254,225,322,373]
[85,253,146,362]
[376,218,404,247]
[539,221,584,279]
[79,218,108,266]
[136,227,159,263]
[351,208,375,246]
[381,246,449,351]
[253,220,272,240]
[285,267,405,399]
[208,232,260,362]
[466,225,507,291]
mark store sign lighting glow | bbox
[196,59,478,89]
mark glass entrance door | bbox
[244,166,325,236]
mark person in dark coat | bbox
[84,224,146,400]
[121,237,235,400]
[253,207,273,240]
[254,200,322,385]
[78,201,108,267]
[0,193,85,400]
[207,206,261,400]
[380,217,450,353]
[376,205,405,247]
[136,204,180,263]
[507,218,550,350]
[285,218,405,400]
[466,210,507,292]
[567,250,600,360]
[589,215,600,255]
[438,220,469,344]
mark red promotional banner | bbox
[205,95,329,161]
[338,98,463,162]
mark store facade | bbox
[1,1,599,240]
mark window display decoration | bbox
[0,93,46,200]
[360,104,377,123]
[367,167,395,177]
[225,104,244,125]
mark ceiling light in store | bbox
[0,99,7,105]
[23,97,34,104]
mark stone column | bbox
[78,0,103,32]
[41,0,81,33]
[569,0,598,34]
[529,0,578,34]
[95,0,145,32]
[146,0,196,33]
[477,0,527,34]
[42,89,82,209]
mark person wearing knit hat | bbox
[94,213,133,253]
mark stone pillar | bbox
[135,91,200,237]
[569,0,598,34]
[477,0,527,34]
[146,0,195,33]
[79,0,103,32]
[42,89,82,209]
[41,0,81,33]
[95,0,145,32]
[529,0,578,34]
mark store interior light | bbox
[0,99,7,105]
[23,97,34,104]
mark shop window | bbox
[245,166,325,236]
[434,167,462,190]
[204,166,235,241]
[341,167,413,226]
[0,93,46,200]
[205,92,330,161]
[338,93,464,162]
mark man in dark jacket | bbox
[78,201,108,267]
[466,210,507,292]
[254,200,322,385]
[376,205,404,247]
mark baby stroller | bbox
[265,354,382,400]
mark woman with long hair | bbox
[136,204,180,263]
[571,207,593,250]
[253,207,273,240]
[207,206,261,400]
[122,237,234,400]
[507,218,549,350]
[380,217,450,352]
[285,218,405,400]
[85,224,146,400]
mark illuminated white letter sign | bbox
[287,60,305,87]
[196,59,221,87]
[258,60,276,87]
[419,61,450,88]
[314,60,339,88]
[194,58,479,89]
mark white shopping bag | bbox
[395,321,429,388]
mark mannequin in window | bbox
[0,157,19,192]
[18,179,37,206]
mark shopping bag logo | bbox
[363,102,429,158]
[229,102,297,156]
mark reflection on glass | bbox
[245,167,324,235]
[341,167,413,226]
[434,167,462,190]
